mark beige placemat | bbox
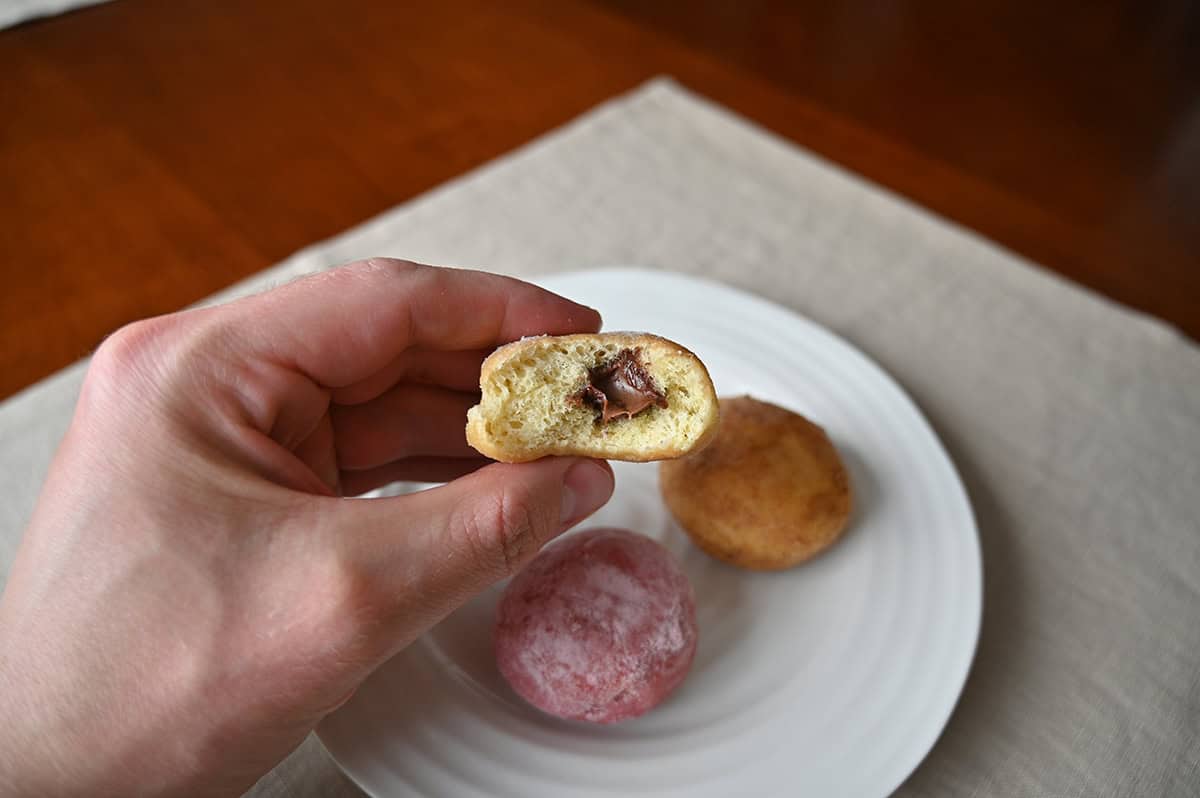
[2,78,1197,797]
[0,0,112,31]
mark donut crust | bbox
[659,396,852,570]
[466,332,720,463]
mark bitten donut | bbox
[466,332,719,463]
[659,396,853,570]
[493,528,698,724]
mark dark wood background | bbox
[2,0,1198,401]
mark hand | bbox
[0,259,615,796]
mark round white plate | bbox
[318,268,981,797]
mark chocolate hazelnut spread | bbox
[573,348,668,423]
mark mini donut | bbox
[493,527,698,724]
[466,333,719,463]
[659,396,853,570]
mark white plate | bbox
[318,268,981,797]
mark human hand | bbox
[0,259,614,796]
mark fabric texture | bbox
[0,0,111,30]
[1,78,1197,797]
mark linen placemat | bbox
[0,0,112,31]
[2,78,1196,797]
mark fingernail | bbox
[561,460,613,525]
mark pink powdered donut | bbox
[494,527,698,724]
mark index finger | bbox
[229,259,602,387]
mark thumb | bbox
[328,457,614,642]
[413,457,615,586]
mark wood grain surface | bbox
[2,0,1197,400]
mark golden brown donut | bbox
[466,332,720,463]
[659,396,852,570]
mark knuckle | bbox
[91,319,161,378]
[310,519,384,645]
[84,312,224,410]
[297,259,420,299]
[339,258,424,291]
[83,319,174,404]
[321,557,391,661]
[459,489,544,576]
[299,260,425,320]
[359,256,421,276]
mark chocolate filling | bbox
[572,348,668,424]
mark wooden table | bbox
[3,0,1197,401]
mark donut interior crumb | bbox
[467,334,718,462]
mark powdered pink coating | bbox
[494,528,698,724]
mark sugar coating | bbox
[494,528,698,724]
